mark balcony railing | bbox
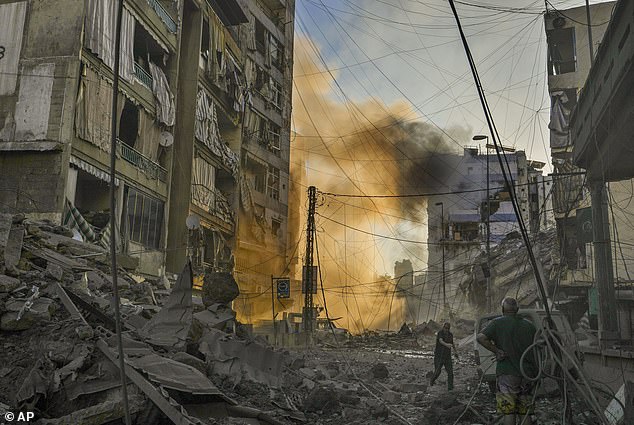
[134,62,153,89]
[147,0,177,33]
[191,185,234,226]
[117,139,168,182]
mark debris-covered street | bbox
[0,216,611,424]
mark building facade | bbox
[0,0,180,276]
[423,148,552,320]
[0,0,296,297]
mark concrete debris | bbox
[370,363,389,379]
[303,386,341,413]
[0,274,20,292]
[202,271,240,306]
[138,262,193,349]
[0,213,613,425]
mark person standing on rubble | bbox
[477,297,537,425]
[429,322,458,390]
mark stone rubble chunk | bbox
[1,297,56,331]
[0,274,20,293]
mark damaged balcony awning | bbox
[70,156,120,186]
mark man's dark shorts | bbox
[495,375,535,415]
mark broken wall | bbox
[0,0,85,220]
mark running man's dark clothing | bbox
[430,329,454,390]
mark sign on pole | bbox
[276,278,290,299]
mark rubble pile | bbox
[0,214,299,424]
[0,215,601,425]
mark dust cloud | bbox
[289,37,468,334]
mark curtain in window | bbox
[84,0,135,82]
[137,107,162,161]
[75,66,124,152]
[148,61,175,126]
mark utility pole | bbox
[585,0,594,59]
[590,181,619,343]
[108,1,131,424]
[270,275,276,346]
[303,186,317,334]
[435,202,446,308]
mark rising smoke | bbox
[289,37,469,333]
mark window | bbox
[270,78,282,111]
[268,123,281,156]
[126,187,164,249]
[201,18,210,65]
[255,19,266,54]
[547,28,576,75]
[271,218,281,236]
[270,36,283,70]
[267,167,280,200]
[253,163,267,193]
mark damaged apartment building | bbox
[422,147,554,321]
[0,0,297,310]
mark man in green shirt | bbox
[477,297,537,425]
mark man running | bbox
[430,322,458,390]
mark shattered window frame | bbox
[125,187,164,249]
[547,27,577,75]
[267,166,280,200]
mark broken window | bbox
[270,78,282,111]
[547,27,576,75]
[270,36,283,71]
[255,19,266,55]
[133,19,166,88]
[267,167,280,200]
[252,161,267,193]
[126,187,164,249]
[201,18,210,66]
[119,100,139,148]
[271,218,281,237]
[268,123,281,156]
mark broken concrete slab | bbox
[171,352,207,375]
[0,274,20,292]
[192,303,236,337]
[38,394,145,425]
[139,262,193,349]
[0,214,11,249]
[45,262,63,281]
[4,225,24,269]
[16,359,51,409]
[199,328,285,388]
[1,297,56,331]
[25,245,92,271]
[303,386,341,413]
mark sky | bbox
[292,0,616,168]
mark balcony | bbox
[191,185,234,226]
[147,0,177,33]
[134,62,153,89]
[117,139,168,182]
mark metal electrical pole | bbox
[585,0,594,59]
[590,181,619,342]
[109,1,131,423]
[303,186,317,333]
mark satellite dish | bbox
[186,214,200,230]
[159,131,174,147]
